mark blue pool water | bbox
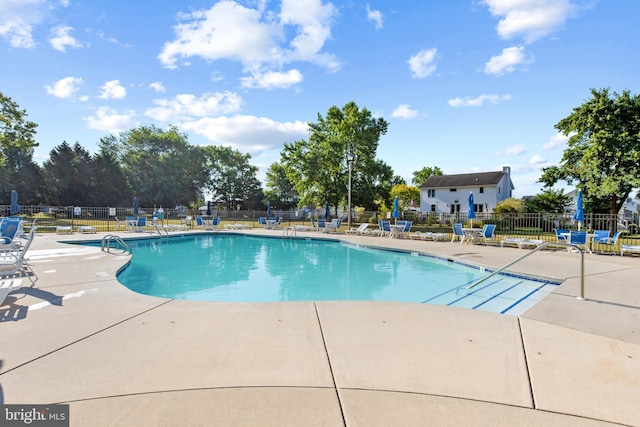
[113,234,559,315]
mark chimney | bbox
[502,166,512,197]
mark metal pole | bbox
[347,156,353,230]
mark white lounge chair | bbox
[346,223,369,235]
[620,243,640,256]
[0,226,37,284]
[0,278,23,306]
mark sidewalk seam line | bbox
[314,302,347,427]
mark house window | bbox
[476,204,483,213]
[450,188,457,192]
[427,189,435,198]
[479,187,484,194]
[430,204,436,212]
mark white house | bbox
[418,166,514,214]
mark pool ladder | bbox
[466,242,586,300]
[101,234,132,255]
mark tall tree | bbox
[118,125,207,208]
[94,135,132,206]
[203,145,262,210]
[264,162,299,210]
[43,142,95,205]
[390,184,420,210]
[281,101,390,213]
[539,88,640,230]
[0,91,43,204]
[524,188,571,213]
[412,166,443,186]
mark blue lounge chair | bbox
[0,218,23,251]
[0,226,37,285]
[317,218,326,231]
[594,231,622,254]
[475,224,497,245]
[568,230,587,252]
[555,228,569,242]
[378,220,392,238]
[451,222,465,244]
[211,217,221,230]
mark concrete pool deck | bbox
[1,229,639,426]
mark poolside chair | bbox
[0,218,23,251]
[554,229,569,242]
[0,278,24,306]
[324,218,342,233]
[378,220,392,238]
[475,224,497,245]
[135,216,149,232]
[594,231,622,254]
[400,220,413,238]
[593,230,610,243]
[0,226,37,284]
[211,217,221,230]
[451,223,465,244]
[346,223,369,235]
[567,230,587,253]
[316,218,326,231]
[620,240,640,256]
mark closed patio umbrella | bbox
[206,200,211,216]
[133,196,139,215]
[467,192,475,227]
[392,196,399,224]
[267,201,271,217]
[573,189,584,230]
[324,201,329,219]
[10,190,20,215]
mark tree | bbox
[118,125,207,208]
[94,135,132,206]
[0,91,43,204]
[42,142,95,206]
[524,188,571,213]
[203,145,261,210]
[264,162,299,210]
[494,198,524,213]
[281,101,390,213]
[412,166,443,186]
[390,184,420,210]
[539,88,640,231]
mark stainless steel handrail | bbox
[101,234,132,255]
[466,242,586,300]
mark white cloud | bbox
[391,104,419,120]
[181,115,309,154]
[158,0,340,78]
[505,144,526,155]
[543,131,573,150]
[149,82,166,93]
[85,107,138,134]
[49,26,82,52]
[407,48,437,78]
[145,91,243,122]
[448,94,511,107]
[99,80,127,99]
[0,0,51,48]
[366,4,383,30]
[240,69,303,89]
[44,76,84,98]
[484,45,533,75]
[482,0,578,43]
[529,154,547,165]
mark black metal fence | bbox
[2,205,638,240]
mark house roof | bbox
[419,171,507,189]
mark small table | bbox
[265,219,277,229]
[389,224,405,238]
[462,228,482,244]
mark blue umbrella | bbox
[573,189,584,230]
[266,201,271,217]
[392,196,399,223]
[467,192,476,227]
[10,190,20,215]
[206,200,211,216]
[133,196,139,215]
[324,201,329,219]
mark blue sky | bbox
[1,0,638,197]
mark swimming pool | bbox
[113,234,559,315]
